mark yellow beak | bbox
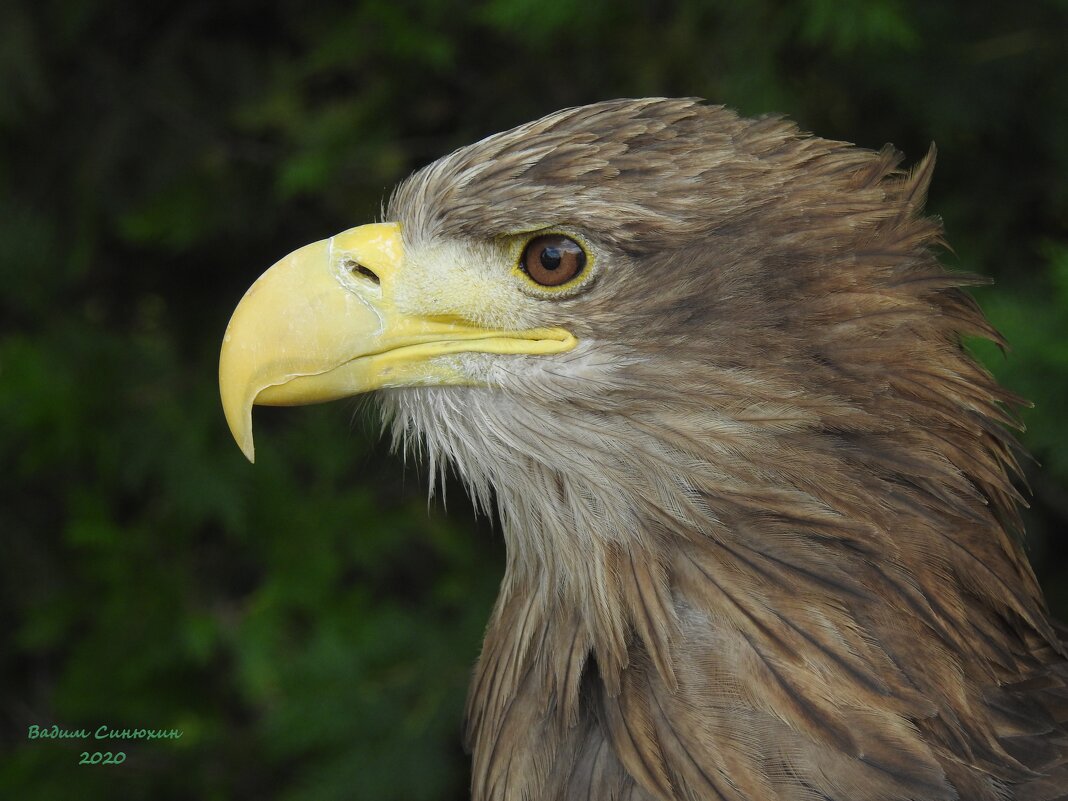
[219,223,576,462]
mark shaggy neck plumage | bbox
[427,371,1059,801]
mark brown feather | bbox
[378,99,1068,800]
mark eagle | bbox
[218,99,1068,801]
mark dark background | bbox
[1,1,1066,799]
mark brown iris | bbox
[520,234,587,287]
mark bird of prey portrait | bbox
[219,99,1068,801]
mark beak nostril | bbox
[344,259,380,285]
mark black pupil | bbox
[540,246,563,271]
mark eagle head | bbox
[219,99,1067,801]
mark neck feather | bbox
[462,415,1057,801]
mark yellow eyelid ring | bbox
[512,229,597,295]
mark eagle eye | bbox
[520,234,586,287]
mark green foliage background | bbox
[1,1,1066,799]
